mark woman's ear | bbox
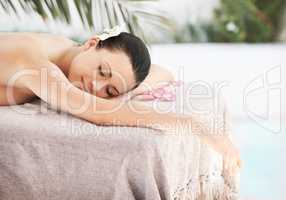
[82,36,100,51]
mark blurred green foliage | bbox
[0,0,172,44]
[206,0,286,42]
[1,0,285,43]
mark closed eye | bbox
[106,87,113,97]
[98,65,105,77]
[106,85,119,97]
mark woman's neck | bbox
[52,43,82,76]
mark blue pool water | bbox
[233,120,285,200]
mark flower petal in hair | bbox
[97,25,122,41]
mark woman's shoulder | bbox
[0,32,70,68]
[0,32,45,59]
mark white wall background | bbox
[150,43,286,128]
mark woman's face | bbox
[68,38,136,98]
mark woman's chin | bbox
[71,81,83,91]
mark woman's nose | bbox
[92,80,107,97]
[92,80,107,91]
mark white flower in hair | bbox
[97,25,123,41]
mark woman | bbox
[0,30,241,175]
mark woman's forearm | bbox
[88,97,189,132]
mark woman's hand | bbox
[222,141,242,177]
[198,134,242,177]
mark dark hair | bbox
[96,32,151,87]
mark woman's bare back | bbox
[0,32,73,105]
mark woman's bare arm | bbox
[18,61,183,130]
